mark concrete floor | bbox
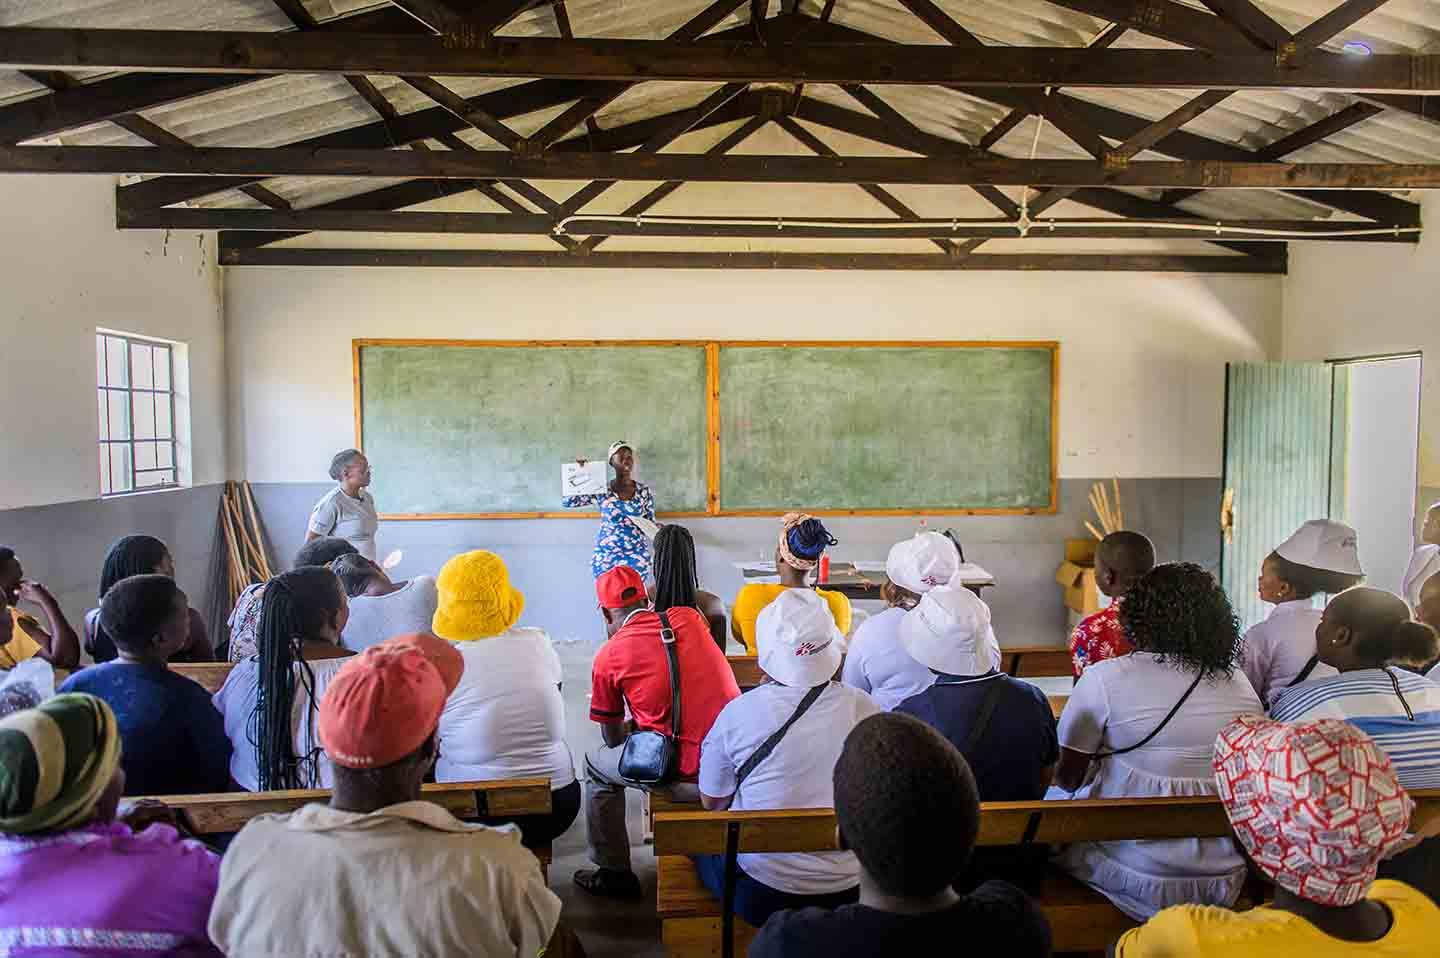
[553,634,668,958]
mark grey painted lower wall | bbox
[0,485,222,648]
[252,478,1221,648]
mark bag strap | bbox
[733,682,827,792]
[1286,654,1321,689]
[963,675,1007,755]
[1096,671,1203,759]
[656,610,682,742]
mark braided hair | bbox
[91,535,172,663]
[652,524,700,615]
[249,566,345,791]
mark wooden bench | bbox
[1001,646,1073,678]
[144,777,556,873]
[171,661,235,694]
[652,791,1440,956]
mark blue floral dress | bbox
[562,482,656,579]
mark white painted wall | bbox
[225,267,1280,482]
[1284,193,1440,506]
[0,175,225,509]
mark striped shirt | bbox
[1269,668,1440,790]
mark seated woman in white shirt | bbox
[1051,562,1262,922]
[214,566,354,790]
[698,589,881,928]
[329,554,439,652]
[1239,519,1364,708]
[842,532,959,710]
[429,549,578,848]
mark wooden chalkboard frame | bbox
[353,339,1058,519]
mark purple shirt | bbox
[0,821,222,957]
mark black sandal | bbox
[573,867,643,900]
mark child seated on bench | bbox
[1115,714,1440,955]
[749,712,1051,958]
[698,589,880,927]
[61,575,231,796]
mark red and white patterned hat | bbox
[1213,714,1412,907]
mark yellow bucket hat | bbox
[431,550,525,641]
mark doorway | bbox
[1331,354,1424,595]
[1220,354,1423,627]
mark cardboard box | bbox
[1055,538,1103,615]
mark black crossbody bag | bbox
[619,610,682,786]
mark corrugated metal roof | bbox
[0,0,1435,246]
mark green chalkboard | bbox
[357,343,708,515]
[718,345,1055,512]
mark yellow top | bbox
[1114,881,1440,958]
[732,584,852,656]
[0,609,44,670]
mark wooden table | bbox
[736,561,995,600]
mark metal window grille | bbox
[96,332,179,496]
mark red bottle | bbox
[818,554,831,585]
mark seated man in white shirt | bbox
[842,532,959,710]
[698,589,882,929]
[209,633,572,958]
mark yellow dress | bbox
[0,608,44,670]
[1113,881,1440,957]
[731,584,852,655]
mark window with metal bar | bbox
[95,331,180,496]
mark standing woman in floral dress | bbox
[563,442,656,580]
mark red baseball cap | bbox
[596,565,647,610]
[318,635,462,770]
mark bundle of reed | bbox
[217,480,274,608]
[1086,479,1125,541]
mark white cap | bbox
[1275,519,1363,575]
[886,532,961,596]
[898,584,999,676]
[607,441,631,462]
[756,589,844,688]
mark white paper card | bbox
[562,460,607,497]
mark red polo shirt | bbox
[590,606,740,778]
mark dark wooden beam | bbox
[1255,101,1385,159]
[0,6,423,145]
[403,76,526,150]
[775,116,960,255]
[1042,0,1257,54]
[124,206,1419,241]
[217,246,1289,272]
[1196,0,1291,50]
[526,0,749,149]
[576,113,768,253]
[839,84,1018,219]
[18,146,1440,187]
[6,28,1440,89]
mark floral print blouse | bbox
[563,482,656,579]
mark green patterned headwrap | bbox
[0,693,121,835]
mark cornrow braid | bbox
[653,524,700,616]
[248,566,343,791]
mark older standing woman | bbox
[430,550,579,848]
[0,694,223,957]
[306,449,378,561]
[563,441,655,580]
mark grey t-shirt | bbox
[340,576,439,652]
[308,486,378,559]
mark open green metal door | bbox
[1221,362,1338,629]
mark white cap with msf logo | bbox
[1275,519,1363,575]
[885,532,961,596]
[756,589,844,688]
